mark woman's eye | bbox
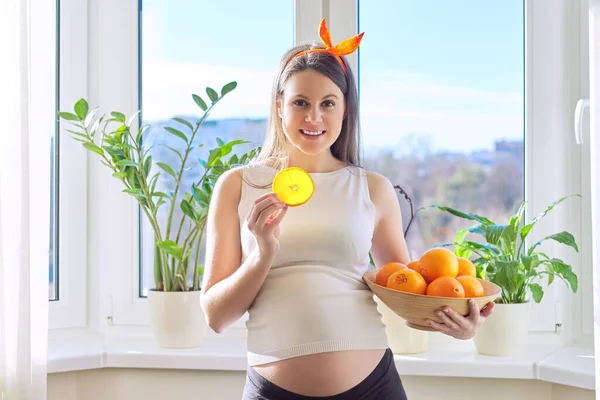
[322,100,335,107]
[293,100,308,106]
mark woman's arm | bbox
[366,171,412,268]
[200,168,279,334]
[366,171,495,338]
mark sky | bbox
[140,0,524,153]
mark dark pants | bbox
[242,348,408,400]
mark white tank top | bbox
[237,163,389,366]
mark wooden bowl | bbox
[363,270,501,331]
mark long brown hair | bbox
[254,43,362,170]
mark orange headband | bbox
[289,19,365,75]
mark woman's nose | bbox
[305,107,323,123]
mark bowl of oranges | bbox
[363,247,501,331]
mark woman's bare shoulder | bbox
[364,170,395,201]
[213,166,245,201]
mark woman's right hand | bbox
[246,192,288,257]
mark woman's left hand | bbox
[427,300,495,340]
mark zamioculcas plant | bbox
[58,82,260,292]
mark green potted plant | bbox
[426,196,579,356]
[58,82,259,348]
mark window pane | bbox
[138,1,294,295]
[358,1,525,259]
[49,2,59,301]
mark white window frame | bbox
[330,0,592,343]
[49,0,88,330]
[575,0,594,346]
[90,0,323,335]
[523,0,592,347]
[88,0,592,347]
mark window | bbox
[350,0,587,335]
[95,0,587,341]
[358,1,525,260]
[49,35,58,302]
[49,0,88,329]
[137,0,295,296]
[99,0,303,327]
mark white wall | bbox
[48,370,594,400]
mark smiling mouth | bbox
[300,129,326,136]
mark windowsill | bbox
[47,329,595,391]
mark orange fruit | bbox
[407,260,420,273]
[456,276,485,297]
[457,257,476,277]
[386,269,427,295]
[272,167,314,206]
[375,262,407,287]
[426,276,465,298]
[418,247,459,283]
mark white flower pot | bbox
[375,297,429,354]
[473,301,531,357]
[147,290,208,349]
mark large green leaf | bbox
[74,98,89,120]
[58,111,80,121]
[467,224,487,236]
[143,156,152,178]
[172,117,194,131]
[520,196,577,241]
[136,125,150,143]
[156,162,177,179]
[110,111,126,122]
[206,148,222,168]
[485,225,509,246]
[529,283,544,303]
[471,257,489,279]
[180,199,196,220]
[427,205,495,225]
[166,146,183,162]
[528,231,579,255]
[463,240,502,256]
[491,260,525,297]
[152,192,171,199]
[192,94,208,111]
[549,258,578,292]
[65,129,87,140]
[192,185,210,207]
[123,188,144,197]
[453,229,472,258]
[521,254,541,274]
[501,224,517,246]
[165,127,188,144]
[221,81,237,96]
[83,142,104,156]
[206,87,219,102]
[156,239,183,260]
[220,139,248,157]
[509,201,526,231]
[116,159,139,168]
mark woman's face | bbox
[277,69,346,157]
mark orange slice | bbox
[272,167,314,206]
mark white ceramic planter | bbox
[375,297,429,354]
[473,301,531,356]
[147,290,208,349]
